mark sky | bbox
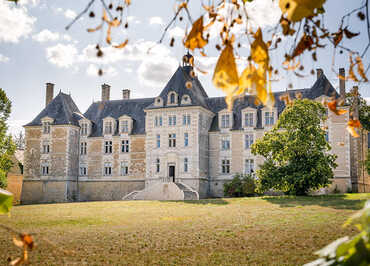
[0,0,369,135]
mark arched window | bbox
[170,93,175,104]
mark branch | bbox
[65,0,96,30]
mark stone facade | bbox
[21,62,369,204]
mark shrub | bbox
[0,170,7,189]
[366,149,370,175]
[224,173,256,197]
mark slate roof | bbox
[83,98,154,136]
[146,65,209,110]
[25,92,82,127]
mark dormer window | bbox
[265,111,275,126]
[181,94,192,105]
[221,114,230,128]
[170,93,175,104]
[79,119,91,137]
[43,122,50,134]
[167,91,178,105]
[121,120,128,133]
[118,115,132,134]
[104,121,113,134]
[154,97,163,107]
[245,113,254,127]
[81,123,88,136]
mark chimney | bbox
[353,86,359,120]
[316,68,323,79]
[339,68,346,99]
[122,89,130,100]
[101,83,110,101]
[45,83,54,107]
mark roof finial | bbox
[182,50,193,67]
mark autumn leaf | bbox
[10,233,35,265]
[279,0,326,22]
[349,54,359,82]
[280,17,296,36]
[113,39,129,48]
[106,26,112,44]
[251,28,269,67]
[184,16,208,51]
[343,27,360,39]
[355,56,369,82]
[0,188,13,214]
[87,24,103,33]
[280,92,292,106]
[326,99,348,115]
[332,29,343,47]
[347,119,361,138]
[292,34,314,58]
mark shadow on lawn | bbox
[262,194,367,210]
[170,198,229,205]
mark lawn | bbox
[0,194,369,265]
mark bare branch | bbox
[65,0,96,30]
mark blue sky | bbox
[0,0,369,134]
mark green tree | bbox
[366,149,370,176]
[251,99,337,195]
[346,91,370,131]
[0,89,15,189]
[224,173,256,197]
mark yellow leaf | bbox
[87,24,102,33]
[347,119,361,138]
[106,26,112,44]
[184,16,208,51]
[251,28,269,67]
[279,0,326,22]
[113,39,128,48]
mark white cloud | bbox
[0,1,36,43]
[149,16,164,25]
[127,16,141,24]
[19,0,39,6]
[365,97,370,105]
[63,34,72,41]
[86,64,117,77]
[124,67,133,73]
[137,56,178,88]
[64,9,77,19]
[46,43,78,68]
[33,29,59,42]
[169,26,185,38]
[7,120,28,135]
[0,54,10,63]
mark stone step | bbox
[174,182,199,200]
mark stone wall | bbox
[6,174,23,204]
[23,127,41,179]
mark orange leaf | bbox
[251,28,269,67]
[355,56,369,82]
[87,24,102,32]
[327,99,348,115]
[184,16,208,51]
[106,26,112,44]
[347,119,361,138]
[333,29,343,47]
[113,39,128,48]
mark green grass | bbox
[0,193,369,265]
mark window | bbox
[183,114,191,125]
[80,142,87,155]
[170,93,175,104]
[104,162,112,176]
[168,115,176,126]
[154,116,163,127]
[43,122,50,134]
[104,121,113,134]
[156,158,160,173]
[184,158,188,172]
[80,166,87,176]
[325,131,329,142]
[81,123,88,136]
[221,136,230,150]
[41,164,49,175]
[244,113,254,127]
[104,141,113,154]
[169,133,176,148]
[121,140,129,153]
[121,120,128,133]
[265,112,275,126]
[184,133,189,147]
[245,134,254,149]
[156,134,160,148]
[221,114,230,128]
[221,159,230,174]
[245,159,254,175]
[42,140,50,154]
[121,161,129,176]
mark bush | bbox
[0,170,7,189]
[224,173,256,197]
[366,149,370,175]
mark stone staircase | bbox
[175,183,199,200]
[122,191,139,200]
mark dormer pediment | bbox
[41,116,54,123]
[118,114,131,120]
[103,116,115,121]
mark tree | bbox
[366,149,370,175]
[251,99,337,195]
[0,89,15,189]
[346,91,370,132]
[223,173,256,197]
[13,130,25,150]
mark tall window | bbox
[184,133,189,147]
[170,93,176,104]
[41,164,49,175]
[104,162,112,176]
[80,166,87,176]
[183,114,191,125]
[42,140,50,154]
[121,161,129,176]
[104,141,112,154]
[121,120,128,133]
[245,134,254,149]
[221,136,230,150]
[80,142,87,155]
[156,134,160,148]
[104,121,113,134]
[121,140,129,153]
[156,158,160,173]
[245,159,254,175]
[154,116,163,127]
[169,133,176,148]
[221,114,230,128]
[43,122,50,134]
[325,131,329,142]
[265,112,274,126]
[221,159,230,174]
[168,115,176,126]
[184,157,188,172]
[245,113,254,127]
[81,123,88,136]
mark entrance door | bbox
[169,165,175,182]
